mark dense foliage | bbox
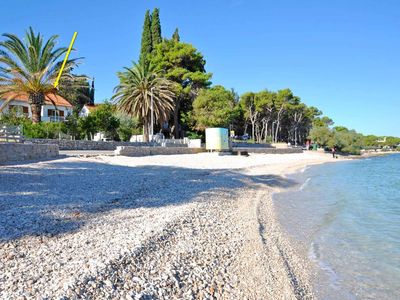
[58,77,93,113]
[149,38,212,138]
[151,8,162,48]
[192,86,239,130]
[0,104,139,141]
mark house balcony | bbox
[41,116,66,122]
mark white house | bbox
[79,104,99,117]
[0,92,73,122]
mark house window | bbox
[48,109,65,121]
[47,109,64,117]
[9,105,29,116]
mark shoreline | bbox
[269,159,343,300]
[0,152,342,299]
[272,152,400,299]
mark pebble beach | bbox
[0,152,338,299]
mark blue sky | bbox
[2,0,399,136]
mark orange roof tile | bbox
[84,104,99,111]
[1,92,73,108]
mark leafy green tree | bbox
[151,8,162,48]
[333,126,349,132]
[328,129,363,154]
[385,136,400,147]
[309,125,332,147]
[313,116,334,127]
[90,102,120,139]
[192,86,239,130]
[116,112,141,141]
[64,112,80,139]
[112,61,175,142]
[139,10,152,64]
[0,27,82,123]
[300,106,322,142]
[362,135,379,147]
[150,39,212,138]
[78,114,97,140]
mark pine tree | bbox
[139,10,152,64]
[172,28,180,42]
[151,8,162,48]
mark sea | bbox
[273,154,400,300]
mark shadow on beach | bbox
[0,158,296,241]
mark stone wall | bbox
[26,139,154,151]
[115,146,205,157]
[231,142,274,148]
[233,147,303,154]
[0,143,59,164]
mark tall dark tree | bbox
[89,78,95,105]
[150,39,212,138]
[151,8,162,48]
[139,10,152,64]
[172,28,180,42]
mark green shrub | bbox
[186,131,203,140]
[116,113,141,141]
[23,122,66,139]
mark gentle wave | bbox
[308,242,340,289]
[299,177,311,191]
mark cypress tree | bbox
[172,28,180,42]
[89,78,95,105]
[139,10,152,64]
[151,8,162,48]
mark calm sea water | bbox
[274,154,400,300]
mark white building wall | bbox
[0,99,31,117]
[79,106,90,117]
[41,104,72,122]
[0,99,72,122]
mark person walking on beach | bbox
[331,147,336,158]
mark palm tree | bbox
[112,61,175,142]
[0,27,82,123]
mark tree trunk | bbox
[255,123,260,143]
[29,93,44,123]
[274,121,279,143]
[143,118,149,142]
[271,123,275,142]
[260,121,266,143]
[173,98,180,139]
[264,122,269,143]
[244,123,248,135]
